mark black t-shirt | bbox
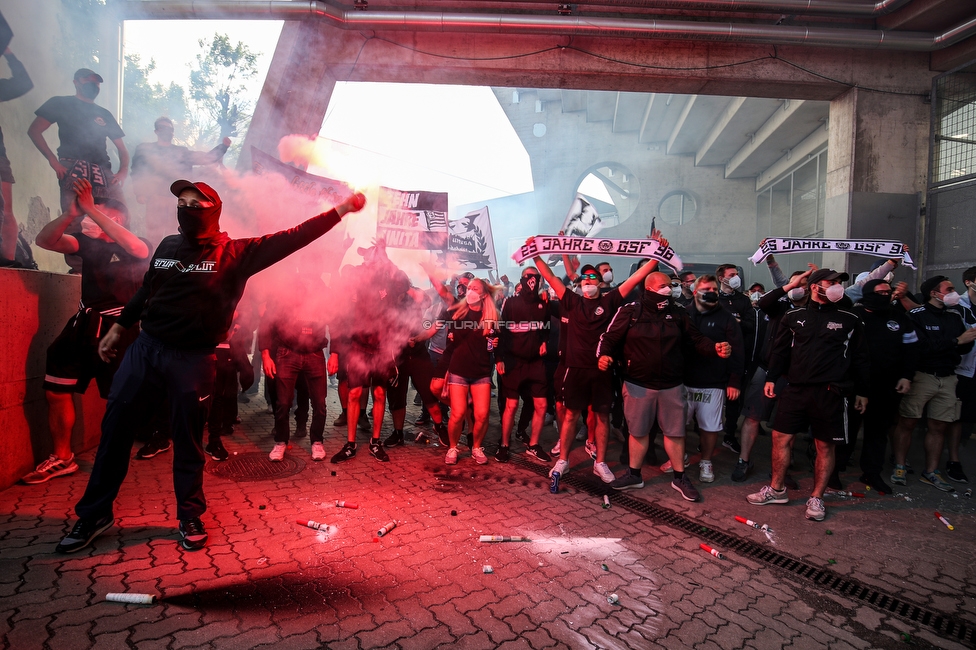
[446,310,496,379]
[34,96,124,167]
[75,234,150,311]
[561,287,625,368]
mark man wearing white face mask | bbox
[748,269,869,522]
[22,179,150,486]
[892,276,976,491]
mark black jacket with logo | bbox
[852,305,918,390]
[718,289,757,366]
[118,209,342,349]
[906,302,973,376]
[767,301,869,395]
[597,293,717,391]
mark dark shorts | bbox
[388,352,436,411]
[562,366,614,414]
[553,362,567,404]
[344,350,396,390]
[958,374,976,424]
[0,155,14,184]
[44,309,136,398]
[772,383,848,444]
[501,359,547,400]
[742,367,787,423]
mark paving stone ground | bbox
[2,382,976,649]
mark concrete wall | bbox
[495,90,763,284]
[0,268,105,491]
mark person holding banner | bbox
[532,233,666,484]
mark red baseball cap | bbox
[170,180,221,206]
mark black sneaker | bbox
[414,413,431,426]
[205,438,229,461]
[859,473,893,494]
[671,475,701,502]
[135,438,172,460]
[333,411,348,427]
[731,459,753,483]
[946,461,969,484]
[435,422,449,446]
[722,436,741,455]
[369,439,390,462]
[331,442,357,463]
[494,445,510,463]
[294,422,308,440]
[179,517,208,551]
[525,444,551,463]
[384,429,405,447]
[610,473,644,491]
[413,393,423,406]
[514,430,530,445]
[357,414,372,433]
[55,515,114,553]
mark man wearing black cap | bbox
[28,68,128,213]
[891,275,976,492]
[748,268,869,522]
[53,179,366,554]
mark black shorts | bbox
[388,352,436,411]
[44,309,135,398]
[958,374,976,424]
[561,366,614,414]
[553,362,566,404]
[501,359,547,400]
[772,383,848,443]
[344,349,396,390]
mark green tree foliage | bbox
[57,0,106,71]
[122,53,189,146]
[189,33,259,144]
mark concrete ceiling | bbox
[499,88,829,188]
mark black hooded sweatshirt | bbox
[118,209,342,349]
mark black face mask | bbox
[860,292,891,311]
[177,204,221,241]
[79,82,100,100]
[521,275,539,298]
[699,291,719,305]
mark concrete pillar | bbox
[823,88,929,282]
[237,20,344,171]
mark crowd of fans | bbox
[4,63,975,555]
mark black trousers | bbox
[76,332,215,522]
[842,386,900,477]
[273,348,327,443]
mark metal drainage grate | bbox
[510,455,975,646]
[207,452,305,482]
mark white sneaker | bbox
[585,440,598,459]
[269,443,286,462]
[550,440,561,455]
[445,447,459,465]
[549,459,569,478]
[699,460,714,483]
[660,453,690,473]
[593,461,614,484]
[311,442,326,461]
[471,447,488,465]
